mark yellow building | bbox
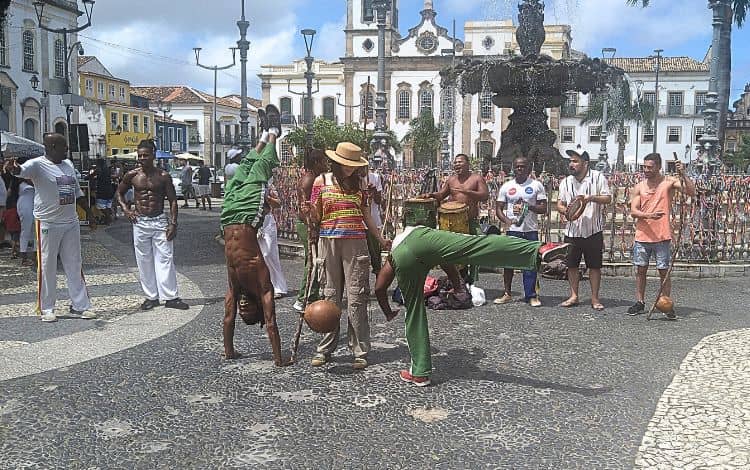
[78,56,155,156]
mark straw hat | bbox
[325,142,368,167]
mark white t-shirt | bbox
[558,169,611,238]
[20,156,84,224]
[368,171,383,228]
[497,177,547,232]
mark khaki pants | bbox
[316,237,371,359]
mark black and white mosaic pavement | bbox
[1,209,749,469]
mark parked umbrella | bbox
[1,131,44,159]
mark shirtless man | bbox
[220,104,289,365]
[117,139,189,311]
[422,153,489,284]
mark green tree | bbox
[285,117,400,165]
[627,0,749,156]
[580,79,654,171]
[401,111,443,168]
[727,134,750,172]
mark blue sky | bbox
[84,0,750,104]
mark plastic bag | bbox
[469,285,486,307]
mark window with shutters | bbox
[22,30,35,72]
[480,90,493,120]
[668,92,683,116]
[561,126,575,143]
[397,90,411,119]
[54,38,65,77]
[322,97,336,121]
[667,126,681,143]
[588,126,601,143]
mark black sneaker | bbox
[257,108,267,132]
[265,104,281,134]
[164,298,190,310]
[141,299,160,311]
[663,309,677,320]
[627,301,645,316]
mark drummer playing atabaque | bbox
[420,153,489,284]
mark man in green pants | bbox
[374,226,568,386]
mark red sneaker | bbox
[539,242,570,263]
[399,370,431,387]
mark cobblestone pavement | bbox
[1,209,749,469]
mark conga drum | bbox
[403,198,437,228]
[438,201,470,234]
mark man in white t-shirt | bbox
[556,149,612,311]
[224,148,242,182]
[495,156,548,307]
[366,168,384,273]
[5,134,97,322]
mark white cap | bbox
[227,148,242,160]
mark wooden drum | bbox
[403,198,437,228]
[438,201,470,234]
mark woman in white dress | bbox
[258,178,288,298]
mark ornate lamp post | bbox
[698,0,727,176]
[287,29,319,148]
[193,46,237,169]
[369,0,391,159]
[596,47,616,173]
[33,0,95,161]
[29,74,50,134]
[236,0,251,151]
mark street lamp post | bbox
[29,74,50,134]
[193,46,237,170]
[698,0,726,176]
[33,0,95,162]
[236,0,251,151]
[597,47,616,173]
[634,79,644,169]
[369,0,391,158]
[652,48,663,154]
[156,100,171,153]
[287,29,319,148]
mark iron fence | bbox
[270,166,750,263]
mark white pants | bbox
[133,214,178,301]
[18,193,35,253]
[258,214,287,295]
[37,220,91,315]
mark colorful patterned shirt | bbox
[312,173,367,239]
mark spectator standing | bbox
[180,162,197,208]
[17,179,35,266]
[196,161,212,210]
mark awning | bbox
[1,131,44,159]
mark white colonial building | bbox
[259,0,709,169]
[130,86,260,167]
[1,0,83,142]
[559,56,710,169]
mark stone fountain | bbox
[441,0,624,173]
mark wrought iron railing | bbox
[270,167,750,263]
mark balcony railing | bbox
[559,105,707,118]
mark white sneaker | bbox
[293,300,304,312]
[41,313,58,322]
[81,311,98,319]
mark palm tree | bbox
[627,0,749,156]
[401,111,443,168]
[581,79,654,171]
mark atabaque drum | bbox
[438,201,470,234]
[403,198,437,228]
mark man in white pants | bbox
[258,179,287,298]
[5,134,97,322]
[117,139,189,311]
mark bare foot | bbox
[222,351,244,360]
[275,358,294,367]
[559,297,579,307]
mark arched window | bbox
[22,30,35,72]
[54,38,65,78]
[480,90,493,120]
[418,90,433,115]
[397,90,411,119]
[55,122,67,136]
[0,22,8,67]
[279,97,292,124]
[322,97,336,121]
[24,119,37,141]
[360,90,374,120]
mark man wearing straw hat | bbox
[305,142,391,370]
[220,105,289,365]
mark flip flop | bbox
[559,300,579,308]
[591,303,605,311]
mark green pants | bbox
[465,219,482,284]
[296,220,320,303]
[221,144,279,229]
[391,227,541,377]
